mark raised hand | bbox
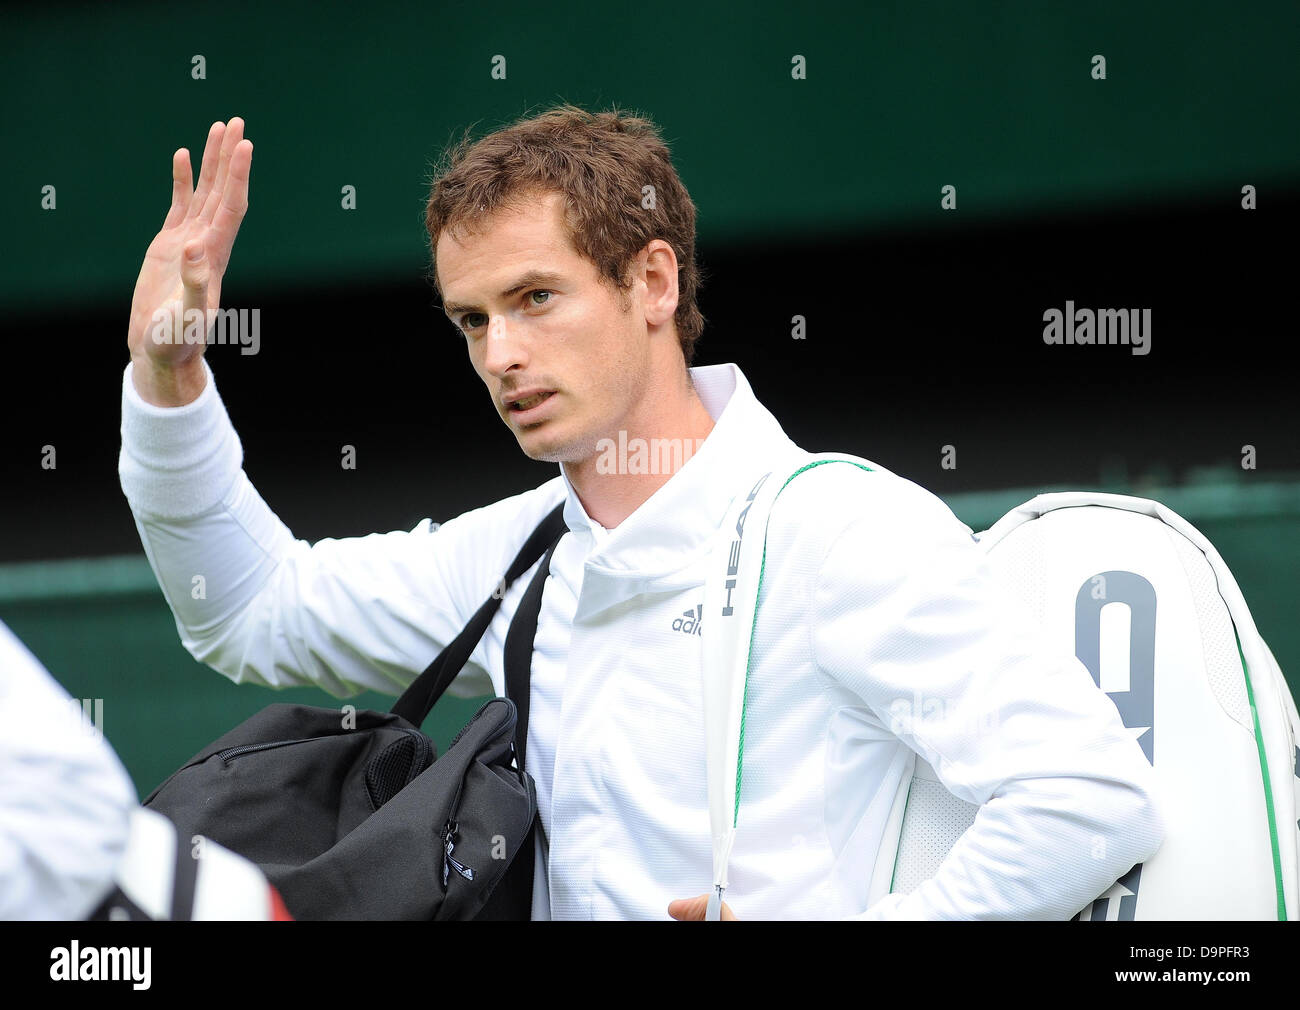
[127,118,253,405]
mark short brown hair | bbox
[424,103,707,366]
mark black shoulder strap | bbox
[390,502,567,727]
[171,829,198,921]
[503,535,561,775]
[475,536,560,921]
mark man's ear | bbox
[641,241,680,328]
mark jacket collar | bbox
[557,363,804,605]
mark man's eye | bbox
[457,291,550,334]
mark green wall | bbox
[0,590,487,803]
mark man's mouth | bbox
[505,390,559,424]
[510,391,554,412]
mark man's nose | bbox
[481,314,528,377]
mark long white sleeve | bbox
[117,360,553,700]
[0,621,138,919]
[810,483,1165,920]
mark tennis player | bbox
[119,106,1163,919]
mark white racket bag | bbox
[886,491,1300,920]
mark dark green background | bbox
[2,0,1297,314]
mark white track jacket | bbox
[119,359,1164,920]
[0,620,138,919]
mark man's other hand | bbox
[668,893,738,920]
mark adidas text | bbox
[672,604,703,635]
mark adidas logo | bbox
[671,604,703,636]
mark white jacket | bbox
[118,358,1164,920]
[0,620,138,919]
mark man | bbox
[119,105,1163,920]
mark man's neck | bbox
[563,373,717,530]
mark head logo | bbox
[721,472,771,617]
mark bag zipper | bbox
[148,732,320,801]
[216,737,316,764]
[218,726,431,769]
[439,700,520,890]
[445,700,494,751]
[443,818,476,886]
[442,773,475,885]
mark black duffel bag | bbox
[138,503,566,920]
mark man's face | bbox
[437,191,651,464]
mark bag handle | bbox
[390,502,567,727]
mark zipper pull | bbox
[442,820,476,886]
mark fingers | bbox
[186,121,226,222]
[199,117,245,225]
[161,147,193,230]
[207,140,252,272]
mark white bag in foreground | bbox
[889,492,1300,920]
[90,806,292,921]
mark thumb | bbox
[182,237,208,273]
[668,893,736,920]
[181,238,209,299]
[667,895,710,920]
[180,239,211,343]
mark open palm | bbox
[128,118,252,368]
